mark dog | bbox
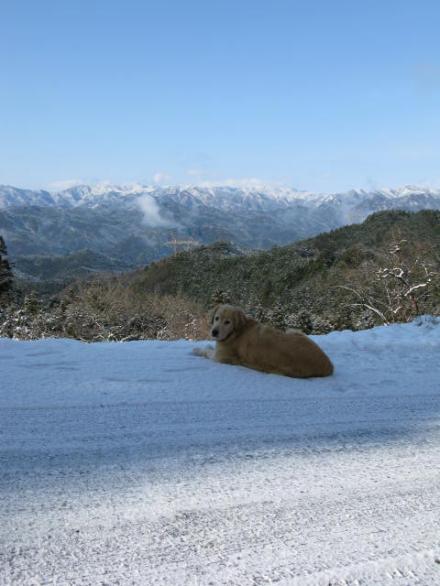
[193,304,334,378]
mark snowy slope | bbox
[1,318,440,585]
[2,182,440,212]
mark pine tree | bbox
[23,291,41,315]
[0,235,14,301]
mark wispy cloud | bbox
[198,177,280,190]
[152,172,171,185]
[186,168,207,178]
[137,194,174,227]
[46,179,85,192]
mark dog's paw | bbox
[192,346,214,359]
[192,347,206,357]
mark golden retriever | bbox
[193,304,334,378]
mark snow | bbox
[1,318,440,585]
[3,181,440,212]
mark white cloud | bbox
[137,194,173,227]
[46,179,85,192]
[186,168,206,178]
[199,177,276,190]
[152,172,171,185]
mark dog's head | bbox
[209,304,249,342]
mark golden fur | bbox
[193,304,334,378]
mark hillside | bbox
[2,210,439,341]
[131,210,440,331]
[2,183,440,283]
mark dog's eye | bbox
[215,316,219,321]
[224,320,230,325]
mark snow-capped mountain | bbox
[2,182,440,215]
[1,182,440,282]
[0,186,57,208]
[0,182,318,211]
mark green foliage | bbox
[130,210,440,331]
[23,292,41,315]
[0,235,14,303]
[2,210,439,339]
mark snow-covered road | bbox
[1,319,440,585]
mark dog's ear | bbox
[232,307,248,333]
[209,304,221,325]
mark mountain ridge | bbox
[1,183,440,284]
[3,182,440,210]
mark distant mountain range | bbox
[1,183,440,283]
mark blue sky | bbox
[1,0,440,192]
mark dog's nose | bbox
[212,329,219,337]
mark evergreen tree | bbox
[0,235,14,301]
